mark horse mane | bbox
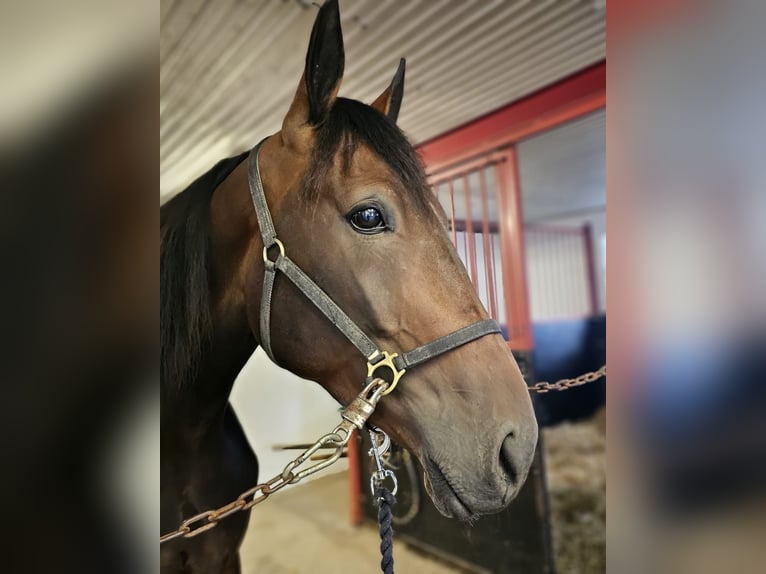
[160,151,248,389]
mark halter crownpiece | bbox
[248,138,501,395]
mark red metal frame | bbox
[494,149,534,350]
[582,223,600,315]
[418,62,605,173]
[417,62,604,351]
[347,430,362,526]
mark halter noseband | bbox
[248,138,501,395]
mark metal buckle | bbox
[366,350,405,396]
[262,238,285,264]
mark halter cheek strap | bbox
[248,138,501,395]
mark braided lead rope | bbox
[373,486,396,574]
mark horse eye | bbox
[348,207,386,234]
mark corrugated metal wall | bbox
[518,109,606,223]
[525,225,594,320]
[160,0,605,199]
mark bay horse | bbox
[161,1,537,572]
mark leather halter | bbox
[248,138,501,395]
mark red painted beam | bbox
[582,223,600,316]
[347,429,363,526]
[418,62,606,174]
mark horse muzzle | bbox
[419,418,538,521]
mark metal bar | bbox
[448,180,457,246]
[462,174,479,289]
[478,167,497,319]
[582,223,599,315]
[490,232,500,320]
[347,430,363,526]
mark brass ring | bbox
[262,238,285,263]
[367,351,406,396]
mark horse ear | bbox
[282,0,344,144]
[371,59,406,124]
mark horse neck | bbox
[162,309,256,435]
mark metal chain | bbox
[160,377,390,544]
[528,364,606,393]
[160,365,607,544]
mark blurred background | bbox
[0,1,156,573]
[608,1,766,572]
[161,1,605,573]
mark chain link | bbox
[528,364,606,393]
[160,365,607,544]
[160,377,390,544]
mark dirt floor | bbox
[241,409,606,573]
[240,472,463,574]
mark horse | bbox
[160,1,537,572]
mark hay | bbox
[543,407,606,573]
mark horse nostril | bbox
[499,432,518,485]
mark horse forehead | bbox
[335,145,428,203]
[341,144,397,182]
[322,143,445,223]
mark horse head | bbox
[215,0,538,521]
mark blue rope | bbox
[373,486,396,574]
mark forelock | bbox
[301,97,433,213]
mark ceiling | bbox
[160,0,606,200]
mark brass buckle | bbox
[367,351,405,396]
[262,238,285,263]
